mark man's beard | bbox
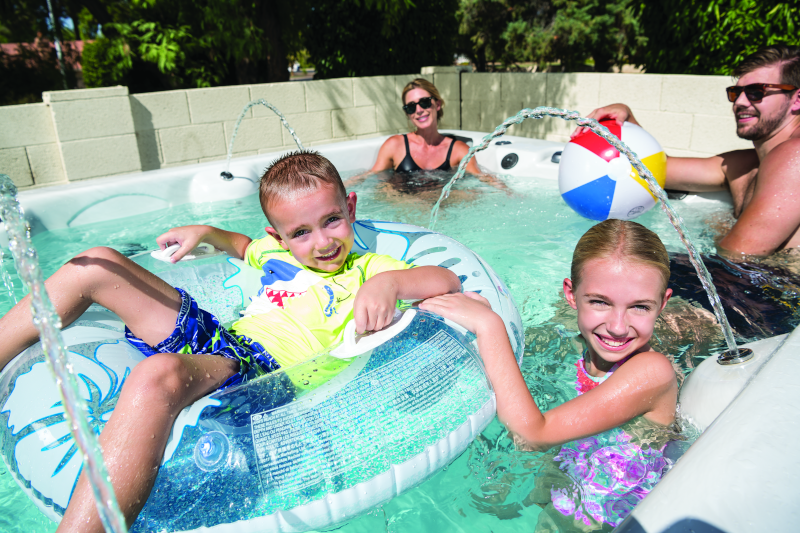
[736,101,790,141]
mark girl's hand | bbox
[419,292,497,334]
[156,225,212,263]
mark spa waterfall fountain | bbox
[430,107,750,363]
[0,175,128,533]
[220,99,305,181]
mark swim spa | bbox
[1,130,798,533]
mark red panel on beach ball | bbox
[571,119,621,162]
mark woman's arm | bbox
[344,136,404,188]
[371,135,403,172]
[419,292,677,451]
[449,140,512,193]
[450,140,481,174]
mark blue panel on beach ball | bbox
[561,176,617,221]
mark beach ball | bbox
[558,119,667,221]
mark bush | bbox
[81,38,129,87]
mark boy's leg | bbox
[56,351,238,533]
[0,245,239,530]
[0,246,182,369]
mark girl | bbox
[420,219,679,531]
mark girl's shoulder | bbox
[615,350,677,388]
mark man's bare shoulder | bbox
[720,137,800,255]
[759,138,800,184]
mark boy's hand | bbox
[157,225,212,263]
[353,275,399,334]
[353,265,461,334]
[419,292,498,335]
[157,225,252,262]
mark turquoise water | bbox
[0,170,740,531]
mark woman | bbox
[371,78,481,174]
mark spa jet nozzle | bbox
[717,347,754,366]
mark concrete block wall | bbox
[460,72,751,158]
[0,74,440,188]
[1,68,753,189]
[45,87,142,183]
[0,103,66,187]
[132,75,428,170]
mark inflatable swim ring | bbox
[0,220,523,533]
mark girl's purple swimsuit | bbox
[547,355,674,528]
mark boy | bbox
[0,151,460,532]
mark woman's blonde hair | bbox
[401,78,444,120]
[571,219,670,294]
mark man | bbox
[577,45,800,258]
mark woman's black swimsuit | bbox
[395,134,455,173]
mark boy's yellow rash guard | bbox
[229,235,413,368]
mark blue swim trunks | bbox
[124,288,281,389]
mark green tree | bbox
[639,0,799,75]
[305,0,459,79]
[458,0,644,72]
[79,0,424,91]
[457,0,520,72]
[80,0,306,91]
[546,0,644,71]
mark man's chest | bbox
[729,167,759,218]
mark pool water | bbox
[0,169,766,532]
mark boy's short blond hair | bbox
[259,150,348,227]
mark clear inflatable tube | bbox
[0,221,524,532]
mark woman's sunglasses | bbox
[726,83,798,103]
[402,96,435,114]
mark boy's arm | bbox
[353,265,460,333]
[157,225,252,262]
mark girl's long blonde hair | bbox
[571,220,670,294]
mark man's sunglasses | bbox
[726,83,798,103]
[402,96,435,114]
